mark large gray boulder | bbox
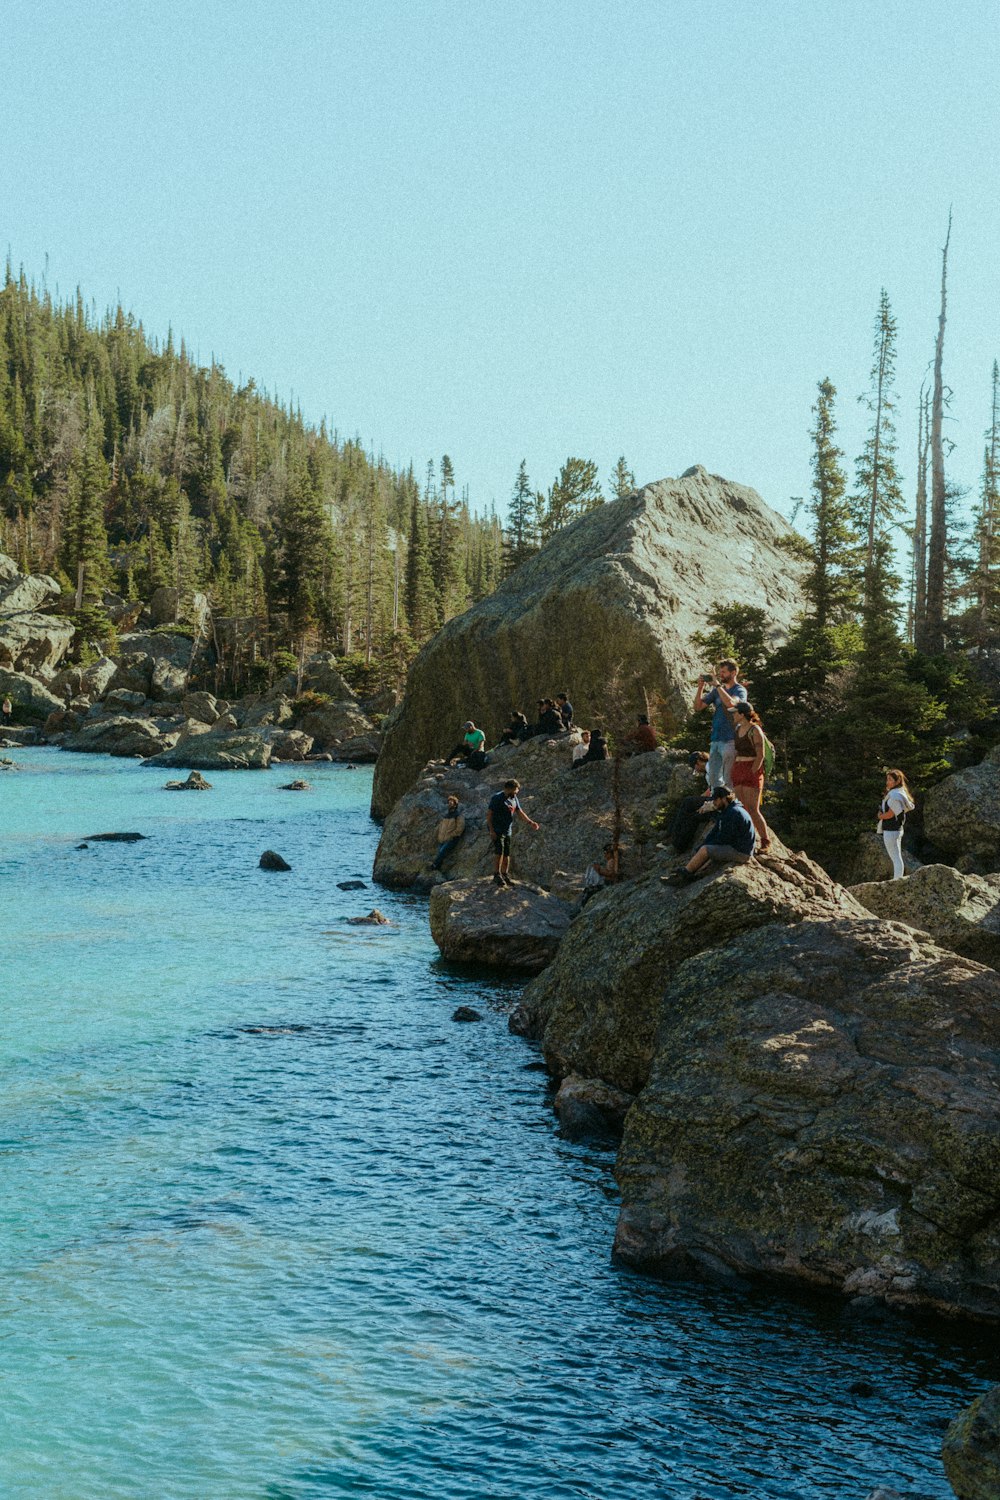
[851,864,1000,969]
[613,915,1000,1321]
[943,1385,1000,1499]
[374,732,677,890]
[297,699,376,749]
[0,553,19,586]
[372,468,807,817]
[429,879,571,972]
[51,656,117,703]
[108,651,154,696]
[0,572,60,614]
[0,668,64,718]
[0,612,76,677]
[924,746,1000,867]
[144,728,272,770]
[520,849,866,1093]
[62,716,176,758]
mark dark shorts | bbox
[492,831,512,856]
[705,844,752,864]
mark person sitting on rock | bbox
[623,714,658,754]
[573,728,609,768]
[666,752,713,851]
[663,785,755,884]
[498,711,530,746]
[431,795,466,871]
[556,692,574,729]
[581,842,620,904]
[571,729,592,766]
[486,777,540,887]
[446,720,487,767]
[537,698,564,735]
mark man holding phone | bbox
[692,659,747,790]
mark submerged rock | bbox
[259,850,291,871]
[346,909,391,925]
[372,468,807,816]
[452,1006,482,1022]
[554,1074,634,1141]
[280,779,312,791]
[429,878,572,972]
[942,1384,1000,1500]
[336,878,367,890]
[83,832,148,842]
[851,864,1000,969]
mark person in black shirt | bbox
[556,692,573,729]
[537,699,564,735]
[573,728,609,767]
[485,778,540,886]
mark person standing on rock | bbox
[486,778,540,886]
[1,696,11,725]
[693,660,747,788]
[730,702,771,852]
[431,795,466,871]
[663,785,755,884]
[877,769,914,880]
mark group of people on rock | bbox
[433,656,915,889]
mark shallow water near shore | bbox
[0,749,994,1499]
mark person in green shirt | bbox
[446,721,486,767]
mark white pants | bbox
[883,829,905,879]
[707,741,736,789]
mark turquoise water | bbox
[0,749,994,1499]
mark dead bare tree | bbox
[922,212,952,653]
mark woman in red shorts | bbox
[730,701,770,852]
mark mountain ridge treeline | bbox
[0,263,506,679]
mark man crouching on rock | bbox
[486,778,540,887]
[663,785,755,885]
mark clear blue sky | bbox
[2,1,998,526]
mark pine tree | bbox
[853,291,905,616]
[965,360,1000,644]
[806,379,857,629]
[504,460,537,574]
[540,457,602,540]
[63,409,110,604]
[608,455,635,499]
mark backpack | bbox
[762,732,776,778]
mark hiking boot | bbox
[661,868,697,886]
[502,874,514,886]
[492,873,505,886]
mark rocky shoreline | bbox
[0,555,385,769]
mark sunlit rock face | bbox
[371,468,807,817]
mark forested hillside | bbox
[0,266,505,680]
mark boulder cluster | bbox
[0,557,384,768]
[385,735,1000,1328]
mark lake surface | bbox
[0,749,993,1499]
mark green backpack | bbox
[762,733,776,778]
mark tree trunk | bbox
[924,214,951,653]
[912,388,928,643]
